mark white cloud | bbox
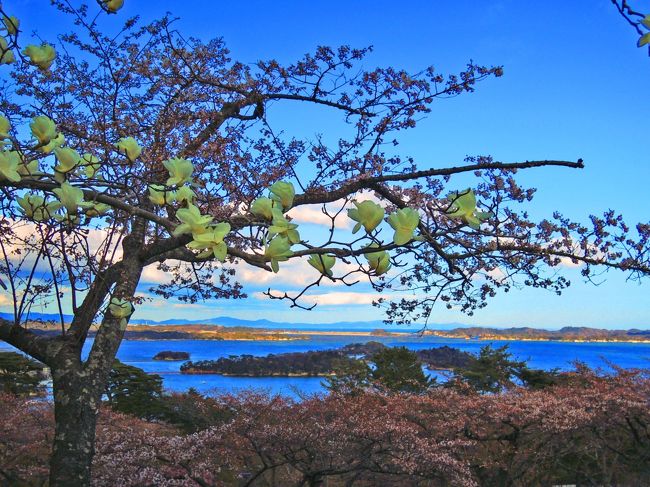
[287,204,352,229]
[548,238,602,269]
[172,302,201,309]
[237,258,319,288]
[141,262,176,285]
[473,266,507,282]
[0,293,14,307]
[558,256,584,269]
[253,289,415,307]
[485,267,506,280]
[235,253,371,289]
[4,221,122,271]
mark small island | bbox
[153,351,190,361]
[180,342,473,376]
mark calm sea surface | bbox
[2,334,649,397]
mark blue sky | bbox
[4,1,650,328]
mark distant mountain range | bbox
[0,311,464,331]
[424,326,650,342]
[2,312,646,334]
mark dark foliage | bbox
[0,351,47,396]
[153,351,190,361]
[181,350,358,376]
[452,344,562,393]
[371,346,432,393]
[181,343,473,380]
[104,360,166,419]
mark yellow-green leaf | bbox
[347,200,384,234]
[22,44,56,70]
[0,115,10,139]
[109,298,133,318]
[269,181,295,210]
[148,184,176,206]
[82,153,101,178]
[17,159,42,177]
[109,297,133,331]
[642,14,650,29]
[445,189,491,230]
[2,16,19,35]
[163,158,193,186]
[187,222,230,262]
[54,212,80,227]
[308,254,336,277]
[25,195,59,222]
[268,213,301,244]
[115,137,141,162]
[250,196,276,220]
[102,0,124,13]
[265,236,293,273]
[172,204,213,236]
[364,244,391,276]
[0,36,15,65]
[53,182,92,213]
[387,207,420,245]
[41,133,65,154]
[638,32,650,47]
[30,116,57,145]
[0,150,21,182]
[175,185,195,203]
[54,147,82,175]
[16,194,41,219]
[84,203,111,217]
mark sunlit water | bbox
[2,334,649,397]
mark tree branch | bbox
[451,243,650,276]
[262,93,374,116]
[5,180,174,231]
[294,159,584,206]
[68,262,124,347]
[0,318,56,365]
[179,100,260,158]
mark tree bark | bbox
[47,247,146,485]
[49,363,101,487]
[303,474,325,487]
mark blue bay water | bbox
[2,334,649,397]
[92,335,650,396]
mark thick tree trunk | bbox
[49,365,100,487]
[46,228,144,486]
[303,474,325,487]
